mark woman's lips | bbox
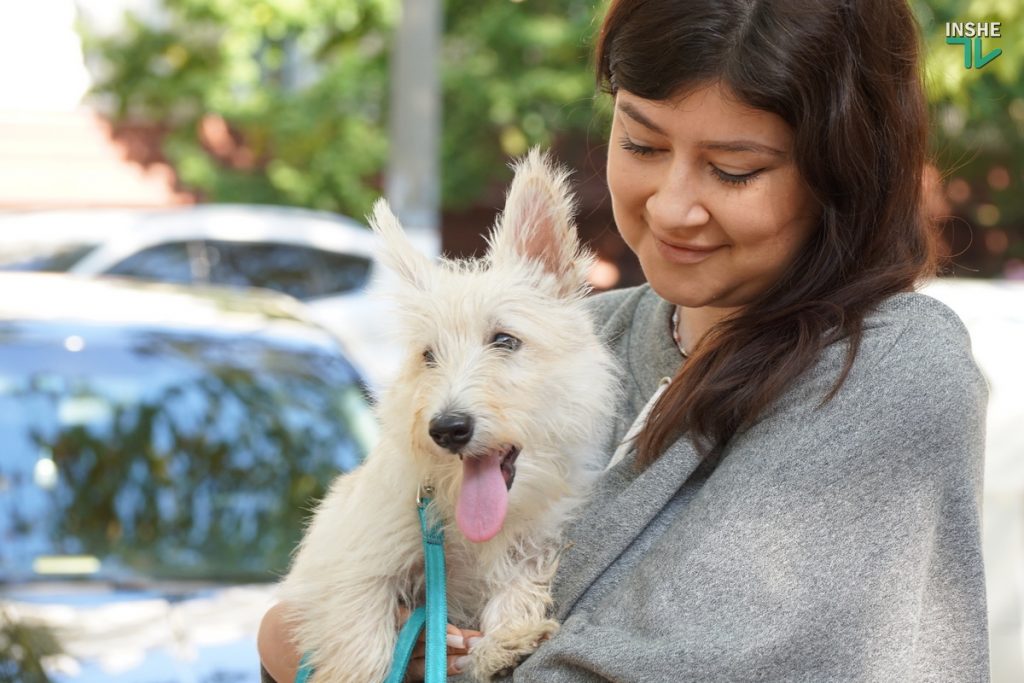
[654,236,724,264]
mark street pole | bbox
[386,0,442,258]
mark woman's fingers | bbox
[405,651,472,680]
[258,604,487,683]
[406,624,485,680]
[410,625,469,657]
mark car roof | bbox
[0,204,376,256]
[0,271,347,352]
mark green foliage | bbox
[915,0,1024,273]
[83,1,1021,273]
[83,0,394,218]
[83,0,607,218]
[441,0,606,206]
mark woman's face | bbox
[607,82,820,309]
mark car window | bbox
[0,243,97,272]
[105,242,197,284]
[315,251,372,296]
[206,241,317,300]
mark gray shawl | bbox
[508,284,989,682]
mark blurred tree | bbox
[83,0,1022,276]
[82,0,603,219]
[440,0,605,207]
[915,0,1024,277]
[82,0,396,215]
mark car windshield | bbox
[0,321,376,584]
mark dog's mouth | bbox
[458,444,519,489]
[499,445,519,490]
[455,444,520,544]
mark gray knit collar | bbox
[627,286,685,410]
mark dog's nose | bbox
[428,413,474,453]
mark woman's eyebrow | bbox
[698,140,786,156]
[618,100,667,135]
[618,100,787,157]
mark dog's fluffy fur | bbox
[279,149,618,682]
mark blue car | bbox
[0,273,377,683]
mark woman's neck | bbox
[675,304,743,354]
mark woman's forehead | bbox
[614,85,794,151]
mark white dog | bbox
[279,149,618,682]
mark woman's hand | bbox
[401,605,483,680]
[258,602,302,683]
[257,602,483,682]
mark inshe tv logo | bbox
[946,22,1002,69]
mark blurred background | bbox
[0,1,1020,681]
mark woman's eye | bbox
[422,349,437,367]
[490,333,522,352]
[711,165,761,187]
[618,136,658,157]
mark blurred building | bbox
[0,2,190,210]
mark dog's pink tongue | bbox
[456,452,508,543]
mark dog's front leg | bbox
[291,577,408,682]
[467,549,561,681]
[280,469,422,682]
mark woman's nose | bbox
[645,163,711,229]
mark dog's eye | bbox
[490,332,521,352]
[422,349,437,367]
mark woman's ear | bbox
[486,148,593,297]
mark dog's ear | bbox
[487,148,592,296]
[368,198,433,291]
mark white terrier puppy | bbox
[279,149,617,682]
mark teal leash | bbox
[394,487,448,682]
[294,652,313,683]
[295,485,448,683]
[384,605,428,682]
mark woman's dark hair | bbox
[596,0,942,467]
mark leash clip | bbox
[416,483,435,506]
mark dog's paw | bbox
[469,620,559,681]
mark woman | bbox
[261,0,989,679]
